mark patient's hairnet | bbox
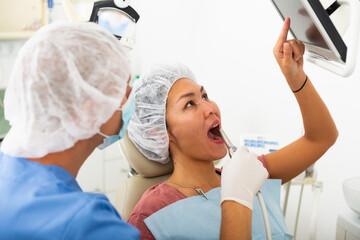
[128,63,196,164]
[1,22,130,158]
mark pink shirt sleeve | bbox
[258,155,271,178]
[128,182,186,240]
[127,213,153,240]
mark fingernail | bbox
[296,56,300,61]
[284,43,291,49]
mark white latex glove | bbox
[221,146,269,210]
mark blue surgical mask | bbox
[97,92,136,150]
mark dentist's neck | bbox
[27,134,102,177]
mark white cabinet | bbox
[76,142,130,205]
[336,211,360,240]
[76,148,104,193]
[0,0,46,39]
[104,158,129,192]
[337,224,360,240]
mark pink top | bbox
[127,155,270,240]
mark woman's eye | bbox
[185,101,195,108]
[202,93,208,100]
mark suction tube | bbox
[219,129,272,240]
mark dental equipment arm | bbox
[219,129,271,240]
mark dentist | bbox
[0,22,140,239]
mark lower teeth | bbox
[214,135,221,140]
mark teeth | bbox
[211,123,219,129]
[214,135,221,140]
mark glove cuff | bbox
[220,197,253,210]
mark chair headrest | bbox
[119,131,174,177]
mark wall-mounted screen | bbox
[270,0,347,63]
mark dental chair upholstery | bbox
[115,131,173,221]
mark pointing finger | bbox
[275,18,290,52]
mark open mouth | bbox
[208,123,223,141]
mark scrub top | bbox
[0,151,140,240]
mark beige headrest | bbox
[115,173,171,221]
[119,131,174,177]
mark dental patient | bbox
[127,19,338,239]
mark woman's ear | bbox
[166,110,177,149]
[167,128,178,163]
[167,128,175,144]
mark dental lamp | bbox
[114,0,131,8]
[89,0,140,51]
[61,0,139,51]
[271,0,360,77]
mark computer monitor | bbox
[270,0,347,64]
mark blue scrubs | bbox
[0,151,140,240]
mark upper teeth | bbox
[212,123,219,129]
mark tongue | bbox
[208,131,215,139]
[208,127,222,140]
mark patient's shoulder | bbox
[129,182,186,219]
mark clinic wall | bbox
[130,0,360,239]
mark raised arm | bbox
[266,18,338,183]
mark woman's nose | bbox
[203,101,217,118]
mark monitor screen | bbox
[271,0,347,63]
[272,0,329,49]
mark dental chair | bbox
[114,131,174,221]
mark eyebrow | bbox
[176,86,204,103]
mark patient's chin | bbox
[219,149,228,159]
[210,146,228,160]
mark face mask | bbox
[97,92,136,150]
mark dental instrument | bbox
[219,128,272,240]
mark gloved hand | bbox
[221,146,269,210]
